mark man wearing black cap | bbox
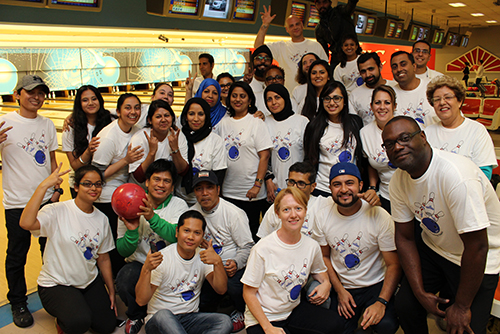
[254,5,328,92]
[191,170,254,332]
[312,162,401,334]
[246,45,274,116]
[0,74,59,327]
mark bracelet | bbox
[376,297,388,306]
[171,148,179,155]
[368,186,377,191]
[255,178,264,184]
[79,156,88,164]
[254,184,261,188]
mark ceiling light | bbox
[448,2,466,7]
[471,13,484,16]
[486,20,498,23]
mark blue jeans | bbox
[116,261,147,320]
[145,309,232,334]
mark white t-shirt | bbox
[92,120,140,203]
[0,112,58,209]
[268,39,329,92]
[249,79,270,117]
[62,123,96,188]
[117,195,188,264]
[241,231,327,328]
[359,121,397,199]
[218,113,273,201]
[175,131,227,205]
[292,84,307,115]
[265,114,309,190]
[193,76,204,97]
[37,200,115,288]
[334,56,364,93]
[425,118,497,169]
[316,121,357,193]
[258,195,329,239]
[349,81,396,126]
[390,149,500,274]
[415,67,443,81]
[312,200,396,289]
[147,244,213,322]
[191,198,254,270]
[393,79,438,128]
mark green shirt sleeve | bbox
[116,227,140,258]
[148,213,177,243]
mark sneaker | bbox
[230,310,245,333]
[125,318,144,334]
[11,303,33,328]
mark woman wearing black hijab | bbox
[176,98,227,205]
[264,84,309,202]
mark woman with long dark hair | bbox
[62,85,112,198]
[292,53,320,114]
[217,82,272,241]
[301,59,332,121]
[176,98,227,205]
[333,34,363,93]
[303,81,364,198]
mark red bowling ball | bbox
[111,183,147,220]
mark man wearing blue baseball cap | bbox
[312,162,401,333]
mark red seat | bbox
[462,97,482,118]
[484,85,498,96]
[482,98,500,118]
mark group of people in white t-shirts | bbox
[2,29,499,334]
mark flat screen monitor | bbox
[290,1,306,24]
[47,0,102,10]
[168,0,200,16]
[364,16,376,35]
[355,13,367,34]
[202,0,231,19]
[409,25,419,41]
[438,31,445,44]
[394,22,404,38]
[232,0,257,22]
[451,33,460,46]
[386,20,396,38]
[417,27,425,40]
[423,28,430,40]
[306,5,320,28]
[461,36,469,47]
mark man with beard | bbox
[391,51,437,128]
[244,45,274,116]
[349,52,395,125]
[254,6,328,92]
[312,162,401,334]
[412,40,442,81]
[314,0,358,68]
[383,116,500,334]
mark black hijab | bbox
[264,84,294,122]
[180,98,212,193]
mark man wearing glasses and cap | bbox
[0,75,59,328]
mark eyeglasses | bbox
[219,83,232,89]
[254,55,272,61]
[323,95,344,104]
[265,75,284,82]
[79,181,104,188]
[286,179,313,189]
[413,48,430,55]
[382,130,421,151]
[431,94,456,105]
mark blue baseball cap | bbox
[329,162,361,182]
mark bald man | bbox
[254,5,328,92]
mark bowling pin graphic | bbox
[451,140,464,154]
[424,192,435,216]
[440,143,449,151]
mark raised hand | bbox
[144,130,159,156]
[86,136,101,154]
[0,121,13,145]
[125,144,144,163]
[41,162,71,189]
[144,250,163,271]
[138,197,155,221]
[185,70,197,91]
[260,5,276,26]
[200,240,222,266]
[168,127,181,153]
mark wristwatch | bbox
[54,188,64,195]
[255,178,264,184]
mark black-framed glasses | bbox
[254,55,272,61]
[265,75,284,82]
[219,83,232,89]
[382,130,421,151]
[79,181,104,188]
[286,179,313,189]
[431,94,456,105]
[323,95,344,104]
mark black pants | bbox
[115,261,147,320]
[395,238,498,334]
[94,202,125,277]
[38,275,116,334]
[380,195,391,214]
[5,204,48,305]
[223,197,269,242]
[199,268,245,313]
[246,299,343,334]
[330,281,399,334]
